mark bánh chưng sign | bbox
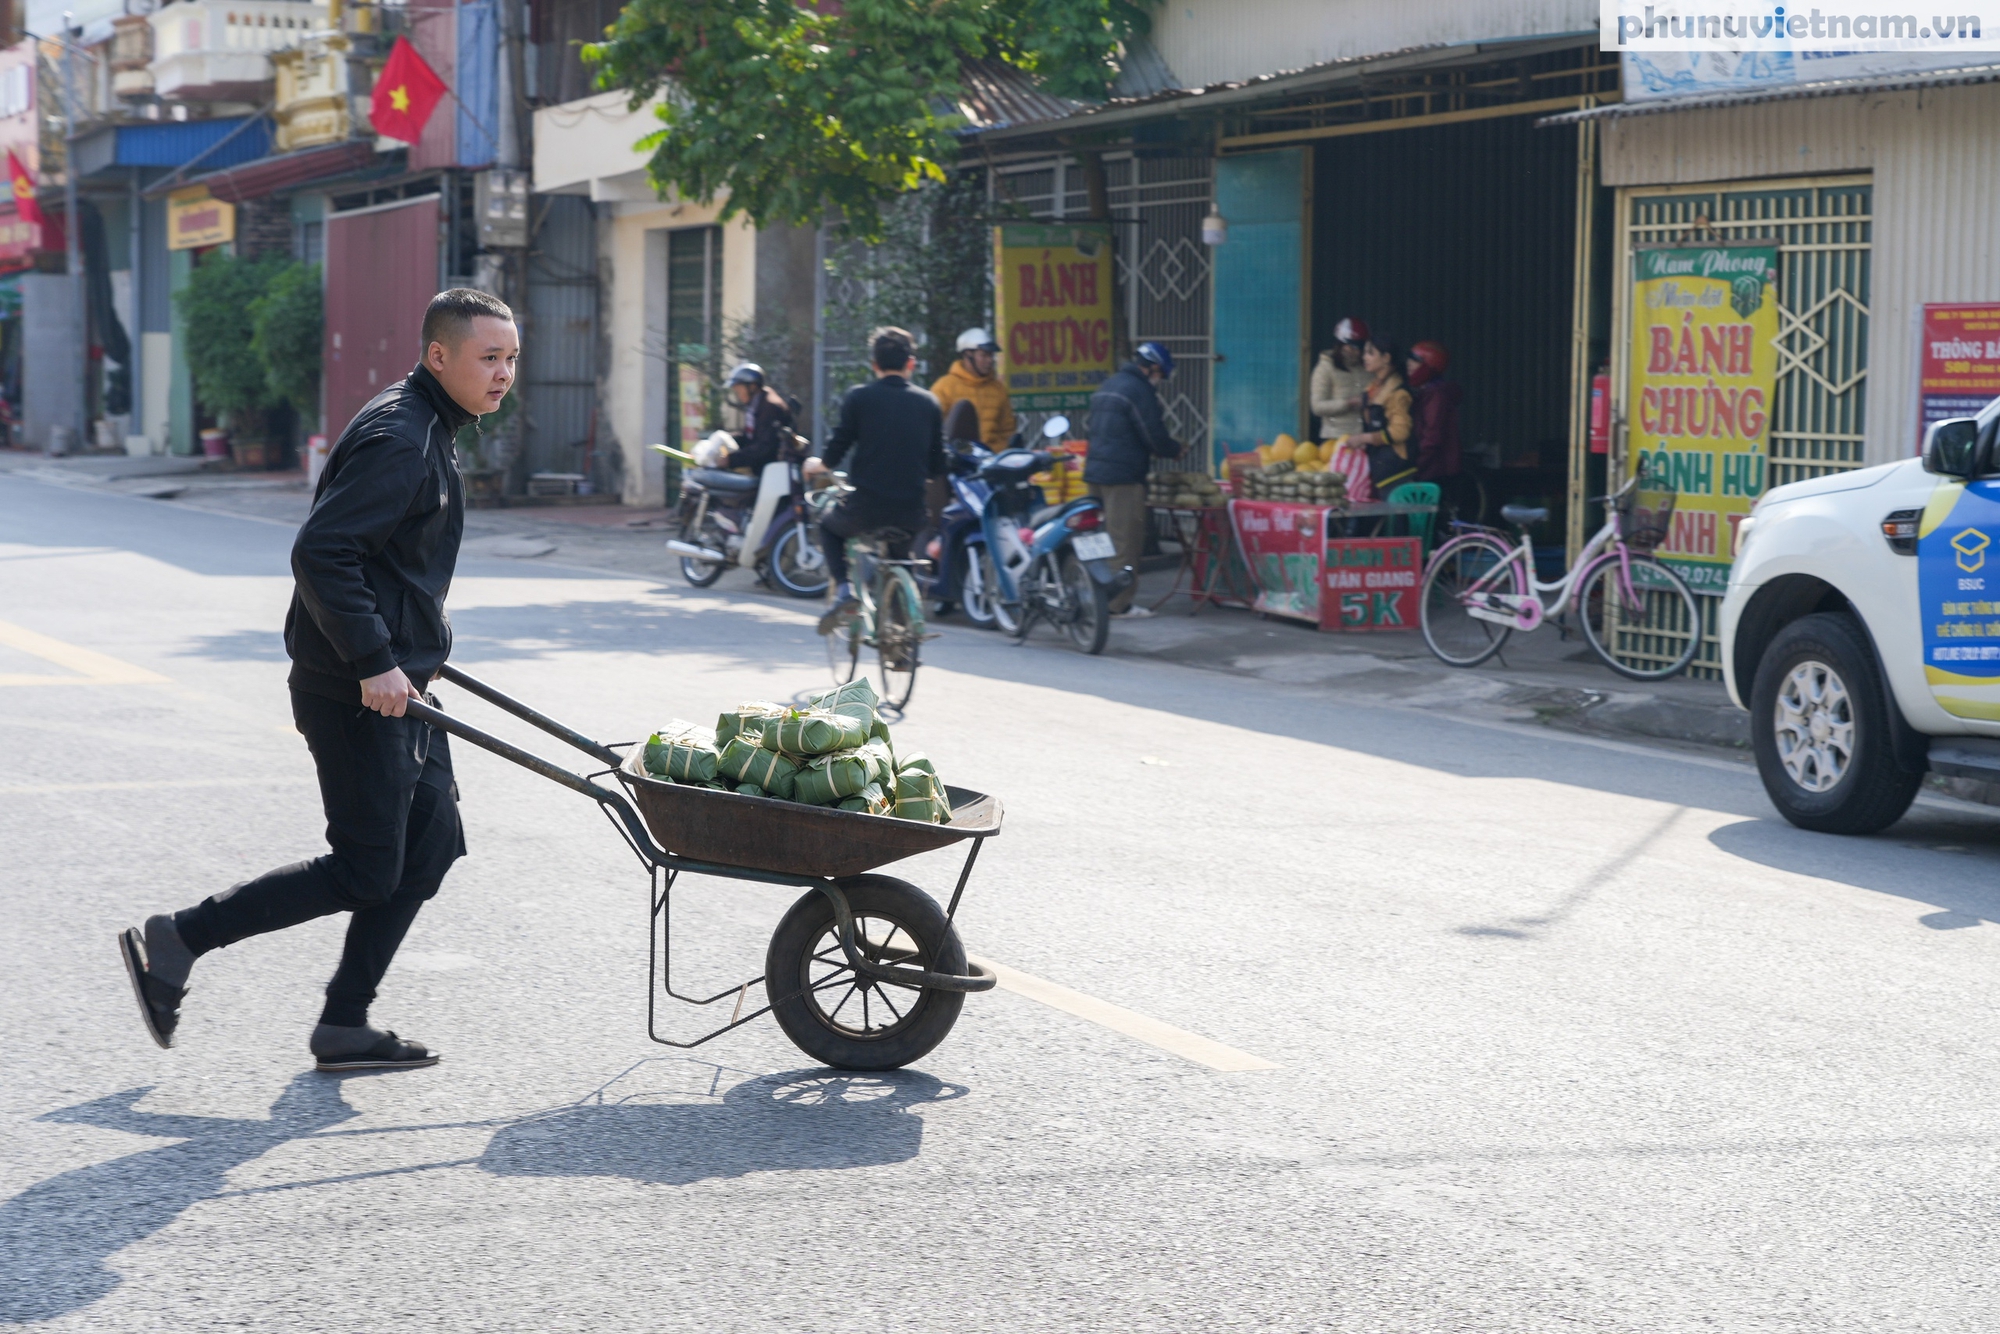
[993,223,1114,411]
[1626,244,1778,592]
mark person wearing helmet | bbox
[1310,316,1371,444]
[1084,341,1182,617]
[929,328,1015,450]
[722,362,799,474]
[1405,340,1464,483]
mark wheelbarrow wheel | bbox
[766,875,966,1071]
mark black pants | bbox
[819,494,924,585]
[174,689,466,1027]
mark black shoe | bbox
[311,1026,440,1072]
[118,927,186,1050]
[817,582,859,635]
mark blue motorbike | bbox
[946,415,1130,655]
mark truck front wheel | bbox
[1749,612,1921,834]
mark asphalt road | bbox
[7,472,2000,1332]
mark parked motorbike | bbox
[949,415,1131,654]
[651,434,827,598]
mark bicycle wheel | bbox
[874,570,923,711]
[1419,534,1518,668]
[824,604,860,684]
[1576,553,1702,681]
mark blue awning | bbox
[73,117,277,181]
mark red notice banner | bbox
[1228,500,1325,622]
[1321,537,1421,632]
[1918,303,2000,452]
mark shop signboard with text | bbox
[1321,536,1421,632]
[993,223,1113,411]
[1918,303,2000,451]
[1627,243,1778,592]
[168,187,235,251]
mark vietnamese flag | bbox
[370,36,447,144]
[7,151,43,227]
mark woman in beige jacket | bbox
[1310,316,1371,442]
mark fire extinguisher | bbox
[1588,371,1611,454]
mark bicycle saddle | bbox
[1501,504,1548,527]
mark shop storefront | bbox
[1566,66,2000,672]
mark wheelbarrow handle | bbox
[435,664,622,767]
[402,697,614,803]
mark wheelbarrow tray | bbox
[616,743,1001,878]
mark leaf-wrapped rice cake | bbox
[761,709,869,756]
[792,748,873,805]
[644,721,719,784]
[715,700,786,747]
[717,734,799,799]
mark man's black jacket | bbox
[820,374,945,511]
[730,385,800,473]
[1084,362,1181,486]
[285,364,474,703]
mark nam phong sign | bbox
[1626,244,1779,592]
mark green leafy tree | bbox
[249,261,323,419]
[585,0,1153,235]
[173,253,290,428]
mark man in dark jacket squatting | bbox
[116,288,519,1072]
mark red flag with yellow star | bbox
[370,36,447,145]
[7,150,44,227]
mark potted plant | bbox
[174,253,290,468]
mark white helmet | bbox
[956,327,999,354]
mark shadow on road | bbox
[480,1067,964,1187]
[1708,812,2000,927]
[0,1076,356,1325]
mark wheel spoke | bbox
[874,986,904,1023]
[827,983,859,1021]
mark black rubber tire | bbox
[1060,552,1110,654]
[765,876,967,1071]
[1749,611,1921,835]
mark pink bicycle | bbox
[1417,469,1701,681]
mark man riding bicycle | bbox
[804,327,946,634]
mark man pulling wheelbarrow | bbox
[118,289,519,1072]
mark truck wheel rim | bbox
[1774,660,1853,793]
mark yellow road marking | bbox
[0,619,167,686]
[966,954,1278,1073]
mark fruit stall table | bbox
[1157,499,1435,630]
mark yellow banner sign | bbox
[993,222,1114,411]
[1627,244,1778,591]
[168,187,234,251]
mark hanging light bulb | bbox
[1201,205,1227,246]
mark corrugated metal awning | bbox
[176,141,382,204]
[968,33,1596,143]
[1539,60,2000,124]
[73,116,276,180]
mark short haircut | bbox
[870,326,915,372]
[422,288,514,353]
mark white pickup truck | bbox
[1722,395,2000,833]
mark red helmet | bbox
[1407,340,1448,387]
[1333,316,1369,346]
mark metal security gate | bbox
[1615,175,1873,488]
[991,153,1214,464]
[522,195,601,489]
[1610,173,1872,676]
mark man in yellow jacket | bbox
[930,328,1016,449]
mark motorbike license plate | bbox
[1072,532,1116,561]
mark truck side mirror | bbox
[1923,417,1981,478]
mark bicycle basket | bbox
[1618,472,1676,554]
